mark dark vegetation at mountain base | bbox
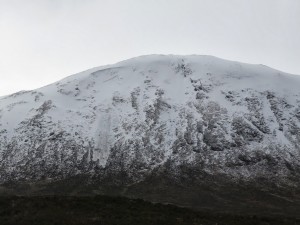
[2,168,300,219]
[0,195,299,225]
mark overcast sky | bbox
[0,0,299,96]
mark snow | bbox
[1,54,300,168]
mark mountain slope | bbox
[1,55,300,215]
[1,195,299,225]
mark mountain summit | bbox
[1,55,300,216]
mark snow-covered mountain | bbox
[1,55,300,213]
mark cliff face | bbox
[1,55,300,214]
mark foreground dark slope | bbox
[1,195,299,225]
[0,55,300,217]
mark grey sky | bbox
[0,0,299,96]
